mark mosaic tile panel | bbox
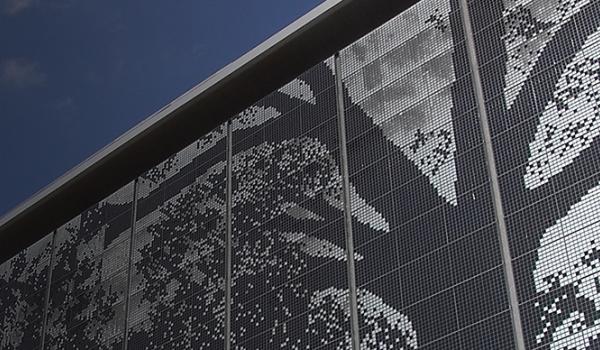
[6,0,600,349]
[340,0,514,348]
[126,125,227,350]
[0,233,53,350]
[471,0,600,348]
[44,182,134,350]
[230,58,353,350]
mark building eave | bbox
[0,0,418,263]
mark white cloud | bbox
[0,58,46,88]
[2,0,33,15]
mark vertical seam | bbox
[334,52,361,350]
[225,121,233,350]
[122,179,139,350]
[40,230,56,350]
[458,1,526,349]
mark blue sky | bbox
[0,0,323,216]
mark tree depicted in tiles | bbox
[228,50,422,346]
[472,0,600,348]
[126,127,227,350]
[228,0,510,348]
[339,0,515,347]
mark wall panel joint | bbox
[225,120,233,350]
[333,52,361,350]
[39,230,56,350]
[458,1,526,349]
[122,179,139,350]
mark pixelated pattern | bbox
[501,0,591,109]
[525,28,600,189]
[12,0,600,349]
[472,0,600,348]
[533,182,600,349]
[230,58,356,350]
[127,125,227,350]
[342,0,515,348]
[44,182,134,350]
[0,233,53,350]
[340,0,459,206]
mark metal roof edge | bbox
[0,0,418,262]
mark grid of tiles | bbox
[339,0,514,348]
[0,233,53,350]
[44,182,134,349]
[7,0,600,348]
[126,125,227,350]
[230,58,352,349]
[471,0,600,349]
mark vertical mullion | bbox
[224,121,233,350]
[39,230,56,350]
[458,1,526,349]
[122,179,139,350]
[333,52,361,350]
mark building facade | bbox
[2,0,600,349]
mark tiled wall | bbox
[471,0,600,349]
[230,57,350,349]
[127,126,227,350]
[2,0,600,349]
[339,0,514,348]
[0,233,52,350]
[45,182,134,349]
